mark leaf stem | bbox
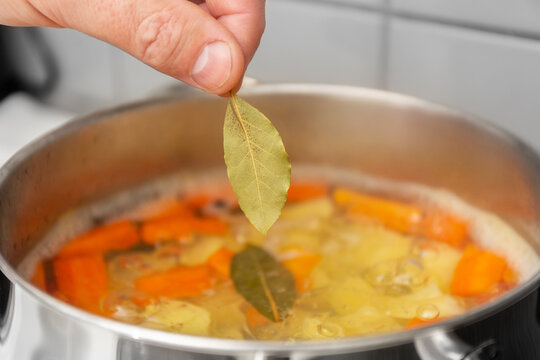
[254,261,281,322]
[229,93,266,229]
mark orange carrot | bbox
[31,261,46,291]
[57,221,139,258]
[174,194,209,212]
[245,304,271,329]
[185,194,213,210]
[334,188,423,233]
[121,198,193,222]
[53,254,108,314]
[473,283,509,305]
[130,292,158,307]
[141,217,191,244]
[420,212,468,247]
[334,188,469,247]
[141,215,228,244]
[450,245,507,297]
[184,186,238,211]
[206,247,235,277]
[192,217,229,234]
[406,316,445,329]
[503,266,518,286]
[287,183,328,202]
[134,265,214,298]
[281,247,322,292]
[148,201,194,221]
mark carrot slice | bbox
[141,215,228,244]
[420,212,468,247]
[185,194,213,211]
[57,221,139,258]
[334,188,469,247]
[54,254,108,314]
[473,283,509,305]
[450,245,507,297]
[31,261,46,291]
[281,248,322,292]
[184,186,238,211]
[191,217,229,234]
[148,201,194,221]
[134,265,214,298]
[206,247,235,277]
[120,198,193,222]
[503,266,518,286]
[130,292,158,307]
[287,183,328,202]
[406,316,445,329]
[140,216,227,244]
[245,304,271,329]
[334,188,423,233]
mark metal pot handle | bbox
[414,329,498,360]
[236,351,314,360]
[236,335,499,360]
[0,271,13,344]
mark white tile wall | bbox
[39,28,118,113]
[387,19,540,147]
[37,0,385,112]
[37,0,385,114]
[26,0,540,151]
[39,28,182,114]
[390,0,540,35]
[325,0,386,7]
[247,0,384,87]
[110,51,181,104]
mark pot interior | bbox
[1,84,540,324]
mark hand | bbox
[1,0,265,95]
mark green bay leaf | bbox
[231,245,297,322]
[223,93,291,235]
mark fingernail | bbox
[191,41,232,91]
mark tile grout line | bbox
[287,0,540,42]
[378,0,392,90]
[391,8,540,42]
[284,0,384,14]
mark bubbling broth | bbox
[21,166,540,340]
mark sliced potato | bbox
[141,300,211,336]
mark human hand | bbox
[1,0,265,95]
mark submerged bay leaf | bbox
[231,245,297,322]
[223,93,291,235]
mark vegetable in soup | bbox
[26,169,538,340]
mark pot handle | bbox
[0,270,13,343]
[414,329,498,360]
[236,351,311,360]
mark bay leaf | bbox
[223,93,291,235]
[231,245,297,322]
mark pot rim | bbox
[1,83,540,355]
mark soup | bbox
[23,167,540,340]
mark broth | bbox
[22,167,540,340]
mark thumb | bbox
[45,0,247,94]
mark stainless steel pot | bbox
[1,84,540,360]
